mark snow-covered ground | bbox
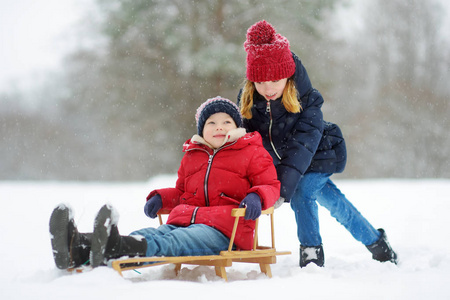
[1,177,449,299]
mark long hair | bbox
[239,78,301,119]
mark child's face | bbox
[202,112,237,149]
[254,78,288,101]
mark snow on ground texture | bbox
[0,178,449,299]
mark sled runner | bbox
[110,207,291,281]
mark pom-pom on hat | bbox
[195,96,243,136]
[244,20,295,82]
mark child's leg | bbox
[91,204,147,267]
[316,179,380,245]
[290,172,330,247]
[130,224,230,257]
[130,224,176,238]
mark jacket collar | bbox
[190,128,247,150]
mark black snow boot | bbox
[49,204,92,269]
[90,204,147,268]
[366,228,398,264]
[300,244,324,268]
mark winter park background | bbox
[1,0,450,299]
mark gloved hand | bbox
[144,194,162,218]
[239,193,262,220]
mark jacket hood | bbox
[292,52,313,99]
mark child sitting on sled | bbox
[49,96,280,269]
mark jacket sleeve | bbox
[246,143,281,210]
[277,89,324,201]
[292,52,313,99]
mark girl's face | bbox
[202,112,237,149]
[254,78,288,101]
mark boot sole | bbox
[49,204,71,269]
[90,205,113,268]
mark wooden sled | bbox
[110,207,290,281]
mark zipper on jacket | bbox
[187,140,238,207]
[203,141,238,206]
[266,101,282,160]
[203,151,215,206]
[190,207,199,224]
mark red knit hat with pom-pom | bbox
[244,20,295,82]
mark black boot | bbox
[300,245,324,268]
[49,204,91,269]
[366,228,398,264]
[90,204,147,268]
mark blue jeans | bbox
[290,172,380,247]
[130,224,230,257]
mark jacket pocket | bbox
[219,193,241,206]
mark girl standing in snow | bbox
[237,20,397,267]
[49,96,280,269]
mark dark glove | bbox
[239,193,262,220]
[144,194,162,219]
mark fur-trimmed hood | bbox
[185,128,247,151]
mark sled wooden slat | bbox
[111,207,290,281]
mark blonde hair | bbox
[239,78,301,119]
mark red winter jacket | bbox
[146,129,280,250]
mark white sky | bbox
[0,0,86,91]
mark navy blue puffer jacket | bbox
[237,53,346,201]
